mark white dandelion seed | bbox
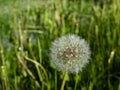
[50,34,91,73]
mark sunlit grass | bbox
[0,0,120,90]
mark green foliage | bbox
[0,0,120,90]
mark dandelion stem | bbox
[55,70,57,90]
[60,72,67,90]
[74,73,79,90]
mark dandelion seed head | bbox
[50,34,91,73]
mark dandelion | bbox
[50,34,91,73]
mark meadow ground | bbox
[0,0,120,90]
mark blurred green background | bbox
[0,0,120,90]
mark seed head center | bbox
[63,48,76,60]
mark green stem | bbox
[24,56,48,81]
[74,74,79,90]
[60,72,67,90]
[55,70,57,90]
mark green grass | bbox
[0,0,120,90]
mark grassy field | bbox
[0,0,120,90]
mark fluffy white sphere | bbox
[50,34,91,73]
